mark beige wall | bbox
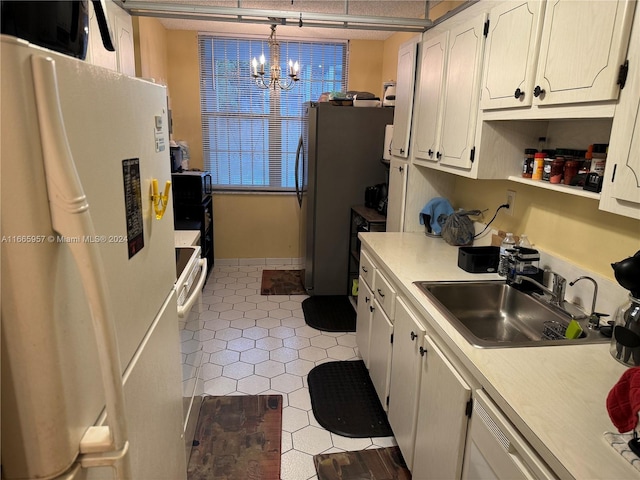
[451,178,640,280]
[134,23,391,259]
[348,40,385,98]
[133,17,168,85]
[135,10,638,270]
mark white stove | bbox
[175,246,206,318]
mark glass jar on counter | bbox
[550,157,565,184]
[522,148,536,178]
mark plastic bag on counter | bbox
[441,209,481,246]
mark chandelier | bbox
[251,23,299,91]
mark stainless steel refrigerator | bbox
[296,102,394,296]
[1,35,186,479]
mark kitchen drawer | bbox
[360,249,376,289]
[374,269,397,321]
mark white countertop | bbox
[359,232,636,480]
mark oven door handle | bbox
[178,258,207,318]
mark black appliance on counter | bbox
[172,171,214,277]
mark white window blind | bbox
[199,34,347,191]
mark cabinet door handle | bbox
[400,148,405,154]
[361,266,368,273]
[398,166,404,173]
[436,151,442,159]
[369,305,375,313]
[410,331,417,341]
[377,289,385,298]
[428,149,433,157]
[533,85,545,98]
[514,88,524,99]
[420,346,427,357]
[365,296,370,304]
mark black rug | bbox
[302,295,356,332]
[308,360,393,438]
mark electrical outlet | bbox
[506,190,516,216]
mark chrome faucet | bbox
[569,276,600,329]
[514,271,566,307]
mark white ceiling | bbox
[119,0,455,40]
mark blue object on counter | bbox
[420,197,454,235]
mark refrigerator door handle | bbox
[31,55,131,477]
[295,135,303,208]
[177,258,207,318]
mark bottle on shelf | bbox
[532,153,545,181]
[498,232,517,277]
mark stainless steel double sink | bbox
[414,281,609,348]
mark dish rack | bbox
[542,320,567,340]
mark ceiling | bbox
[118,0,468,40]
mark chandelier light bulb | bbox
[250,24,299,91]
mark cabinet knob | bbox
[377,289,385,298]
[398,166,404,173]
[410,331,417,341]
[428,149,434,157]
[369,305,375,313]
[514,88,524,99]
[419,346,427,357]
[400,148,405,154]
[533,85,545,98]
[365,296,370,304]
[361,266,368,273]
[436,151,442,159]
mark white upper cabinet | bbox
[413,31,448,163]
[535,0,634,107]
[481,1,545,110]
[386,158,408,232]
[390,39,418,158]
[600,3,640,219]
[439,14,487,170]
[412,14,487,172]
[86,1,135,76]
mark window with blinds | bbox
[199,35,347,191]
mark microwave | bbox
[172,171,212,204]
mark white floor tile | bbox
[189,262,398,478]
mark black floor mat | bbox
[302,295,356,332]
[308,360,393,438]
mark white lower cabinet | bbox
[368,299,394,411]
[387,298,426,470]
[356,277,374,368]
[412,334,472,480]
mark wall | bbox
[451,178,639,280]
[348,40,385,98]
[135,21,393,260]
[133,17,168,85]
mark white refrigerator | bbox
[1,35,187,479]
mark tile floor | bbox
[181,260,397,480]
